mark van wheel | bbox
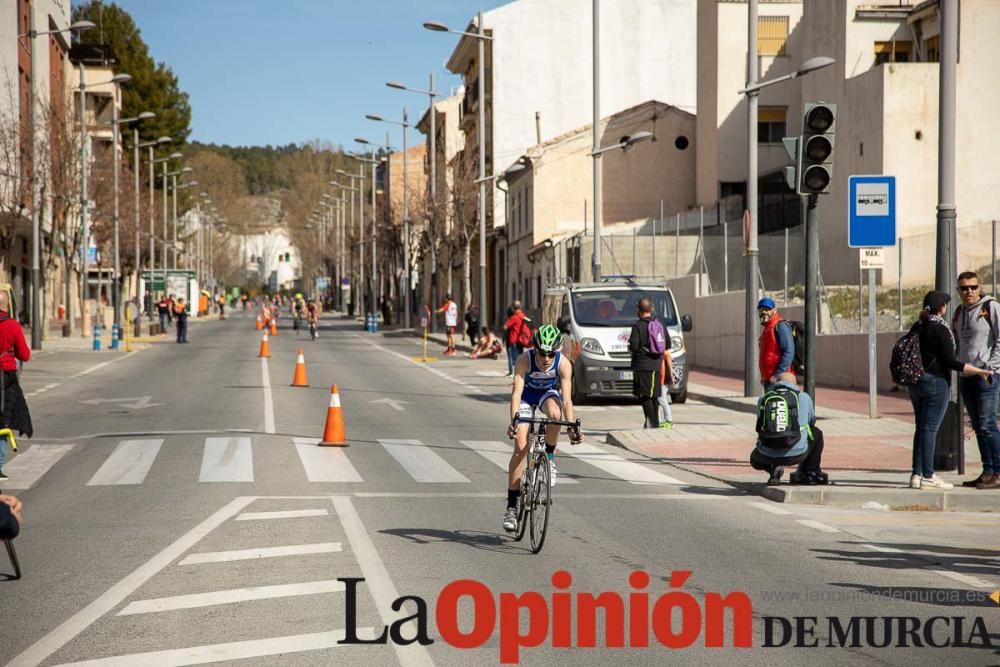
[672,389,688,404]
[572,382,586,406]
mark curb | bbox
[606,431,998,513]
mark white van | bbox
[542,277,693,404]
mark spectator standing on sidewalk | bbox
[909,290,991,490]
[629,297,662,429]
[157,295,171,331]
[952,272,1000,490]
[658,350,675,429]
[503,301,526,376]
[757,297,795,388]
[464,304,480,347]
[174,297,189,344]
[0,289,32,482]
[436,294,459,356]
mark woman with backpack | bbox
[905,291,992,490]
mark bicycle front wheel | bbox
[514,470,530,542]
[529,453,551,553]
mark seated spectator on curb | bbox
[750,373,827,486]
[470,326,503,360]
[0,494,22,540]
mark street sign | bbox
[859,248,886,270]
[848,175,896,248]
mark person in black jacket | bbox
[630,297,662,429]
[908,291,992,490]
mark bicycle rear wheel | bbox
[529,453,551,553]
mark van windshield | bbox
[571,290,678,327]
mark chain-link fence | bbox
[559,203,999,335]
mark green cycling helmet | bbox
[533,324,563,354]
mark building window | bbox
[874,40,912,65]
[757,16,789,57]
[758,107,787,144]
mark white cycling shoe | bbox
[502,508,518,533]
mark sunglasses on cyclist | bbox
[537,350,557,358]
[958,285,980,292]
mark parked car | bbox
[543,276,693,404]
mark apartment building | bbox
[697,0,1000,286]
[502,100,697,319]
[0,0,72,321]
[443,0,697,322]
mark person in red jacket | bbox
[0,289,32,482]
[503,301,526,376]
[757,297,796,388]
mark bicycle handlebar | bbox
[512,416,581,429]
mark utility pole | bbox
[743,0,760,394]
[591,0,602,281]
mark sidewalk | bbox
[610,367,995,513]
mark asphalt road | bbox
[0,313,997,666]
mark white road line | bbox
[199,437,253,482]
[294,437,363,482]
[178,542,342,565]
[795,519,841,533]
[235,509,329,521]
[70,352,135,379]
[750,501,793,515]
[332,496,434,667]
[6,496,255,667]
[26,382,60,397]
[351,491,733,500]
[50,628,377,667]
[86,439,164,486]
[378,438,470,483]
[929,569,996,589]
[3,444,75,490]
[261,357,275,434]
[460,440,580,484]
[118,580,345,616]
[562,442,685,485]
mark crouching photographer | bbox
[751,373,828,486]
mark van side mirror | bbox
[556,316,571,334]
[681,314,693,332]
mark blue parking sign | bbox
[848,175,896,248]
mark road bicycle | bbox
[308,318,318,340]
[509,414,581,554]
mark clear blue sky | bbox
[90,0,510,148]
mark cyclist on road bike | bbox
[306,299,319,339]
[503,324,582,533]
[293,293,306,330]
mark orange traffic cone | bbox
[318,384,347,446]
[291,349,309,387]
[255,314,262,330]
[270,319,278,336]
[258,331,271,358]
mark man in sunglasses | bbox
[503,324,582,533]
[953,271,1000,489]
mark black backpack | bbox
[777,320,806,375]
[756,385,802,450]
[889,325,924,385]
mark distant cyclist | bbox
[293,293,306,330]
[306,299,319,340]
[503,324,581,533]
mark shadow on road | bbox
[379,527,533,555]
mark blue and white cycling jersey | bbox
[519,349,562,416]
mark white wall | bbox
[485,0,697,227]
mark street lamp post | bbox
[77,66,131,338]
[386,76,438,319]
[147,150,181,314]
[337,168,365,316]
[592,0,602,281]
[355,138,391,326]
[18,17,94,348]
[365,112,411,327]
[133,134,168,311]
[426,12,492,324]
[737,51,835,396]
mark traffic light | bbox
[782,136,800,192]
[799,102,836,195]
[285,252,291,262]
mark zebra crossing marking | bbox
[378,438,469,483]
[86,439,164,486]
[3,444,75,490]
